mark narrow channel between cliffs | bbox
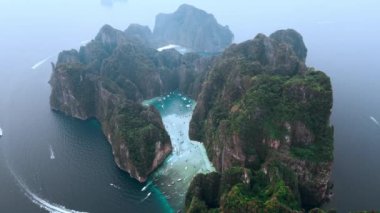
[142,91,215,211]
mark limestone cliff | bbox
[124,24,154,47]
[187,29,333,211]
[50,47,171,182]
[48,4,334,211]
[153,4,233,52]
[50,24,213,182]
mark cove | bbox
[143,91,215,211]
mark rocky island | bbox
[186,29,333,212]
[153,4,234,53]
[49,4,333,212]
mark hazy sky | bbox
[0,0,379,88]
[124,0,380,41]
[1,0,379,42]
[1,0,378,70]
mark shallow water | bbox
[143,92,215,211]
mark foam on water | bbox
[8,168,87,213]
[157,44,180,52]
[49,145,55,160]
[2,140,86,213]
[141,181,153,191]
[109,183,121,190]
[370,116,379,126]
[156,44,190,55]
[80,40,91,46]
[140,192,152,203]
[32,56,52,70]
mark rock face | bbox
[49,4,333,211]
[269,29,308,62]
[122,4,235,53]
[187,29,333,211]
[50,43,171,182]
[124,24,154,47]
[50,24,213,182]
[153,4,233,52]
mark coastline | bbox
[143,91,215,211]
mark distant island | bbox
[49,4,333,212]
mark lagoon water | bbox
[143,92,215,211]
[1,0,380,212]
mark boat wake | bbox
[8,168,87,213]
[157,44,180,52]
[157,44,189,54]
[31,56,52,70]
[140,192,151,203]
[370,116,379,126]
[49,145,55,160]
[109,183,121,190]
[80,40,91,46]
[141,181,152,191]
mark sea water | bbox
[143,91,215,211]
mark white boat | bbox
[110,183,121,190]
[49,145,55,159]
[140,192,152,203]
[141,181,152,191]
[0,128,2,137]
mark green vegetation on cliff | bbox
[49,5,333,210]
[118,104,170,175]
[186,165,302,213]
[187,29,334,212]
[50,4,232,183]
[50,25,176,182]
[230,70,333,163]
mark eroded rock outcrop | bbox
[270,29,308,62]
[48,4,333,211]
[153,4,233,52]
[50,23,213,182]
[187,29,333,211]
[124,24,154,47]
[50,45,171,182]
